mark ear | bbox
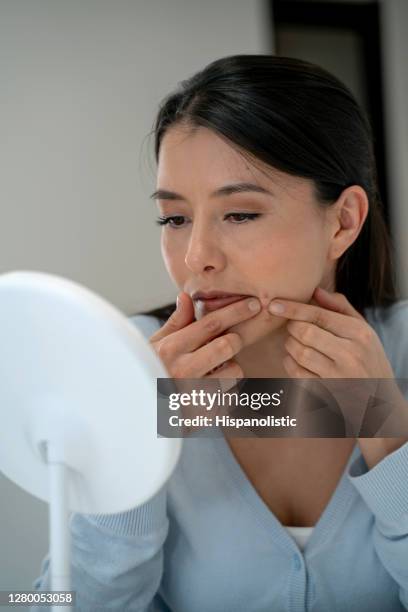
[326,185,369,262]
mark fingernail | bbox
[269,301,285,314]
[176,295,181,309]
[248,298,261,312]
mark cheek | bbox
[161,236,186,282]
[253,231,326,298]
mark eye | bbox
[155,213,261,228]
[225,213,260,223]
[155,215,186,227]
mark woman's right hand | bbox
[149,291,261,383]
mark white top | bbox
[284,526,314,551]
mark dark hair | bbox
[138,54,399,324]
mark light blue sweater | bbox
[32,302,408,611]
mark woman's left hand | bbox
[268,287,408,467]
[268,286,394,379]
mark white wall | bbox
[0,0,270,315]
[0,0,270,597]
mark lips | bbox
[192,290,250,300]
[194,294,249,312]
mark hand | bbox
[150,292,261,434]
[268,287,395,379]
[150,291,261,382]
[268,287,401,437]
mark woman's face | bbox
[155,124,336,347]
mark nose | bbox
[184,220,226,274]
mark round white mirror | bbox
[0,270,182,593]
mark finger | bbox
[205,360,243,393]
[285,335,335,377]
[286,320,352,363]
[206,359,243,379]
[185,332,243,378]
[312,288,365,320]
[283,353,318,378]
[268,296,360,339]
[162,296,261,354]
[150,291,195,342]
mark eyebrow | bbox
[149,182,273,201]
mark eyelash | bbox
[155,213,261,227]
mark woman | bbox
[33,55,408,611]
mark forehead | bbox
[157,124,309,196]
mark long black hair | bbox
[138,54,399,324]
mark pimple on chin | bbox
[258,291,271,308]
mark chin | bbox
[225,310,283,347]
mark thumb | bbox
[150,291,195,341]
